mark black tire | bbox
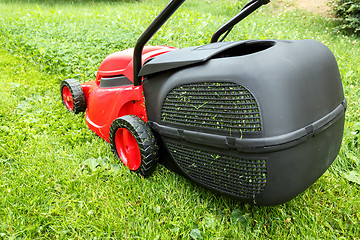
[60,79,86,114]
[109,115,159,177]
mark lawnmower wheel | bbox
[109,115,159,178]
[60,79,86,114]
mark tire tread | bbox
[60,78,86,114]
[109,115,159,177]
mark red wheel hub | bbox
[115,128,141,170]
[62,86,74,111]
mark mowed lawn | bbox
[0,0,359,239]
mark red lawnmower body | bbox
[80,46,176,142]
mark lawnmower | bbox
[60,0,346,205]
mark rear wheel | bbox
[109,115,159,177]
[60,79,86,114]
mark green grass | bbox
[0,0,359,238]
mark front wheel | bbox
[60,79,86,114]
[109,115,159,177]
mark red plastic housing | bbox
[81,45,176,142]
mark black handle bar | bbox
[211,0,270,43]
[133,0,270,86]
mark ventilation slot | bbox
[161,82,262,134]
[166,141,267,199]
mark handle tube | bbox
[133,0,185,86]
[211,0,270,43]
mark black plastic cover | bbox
[143,40,344,140]
[142,39,346,205]
[139,41,266,76]
[99,75,132,88]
